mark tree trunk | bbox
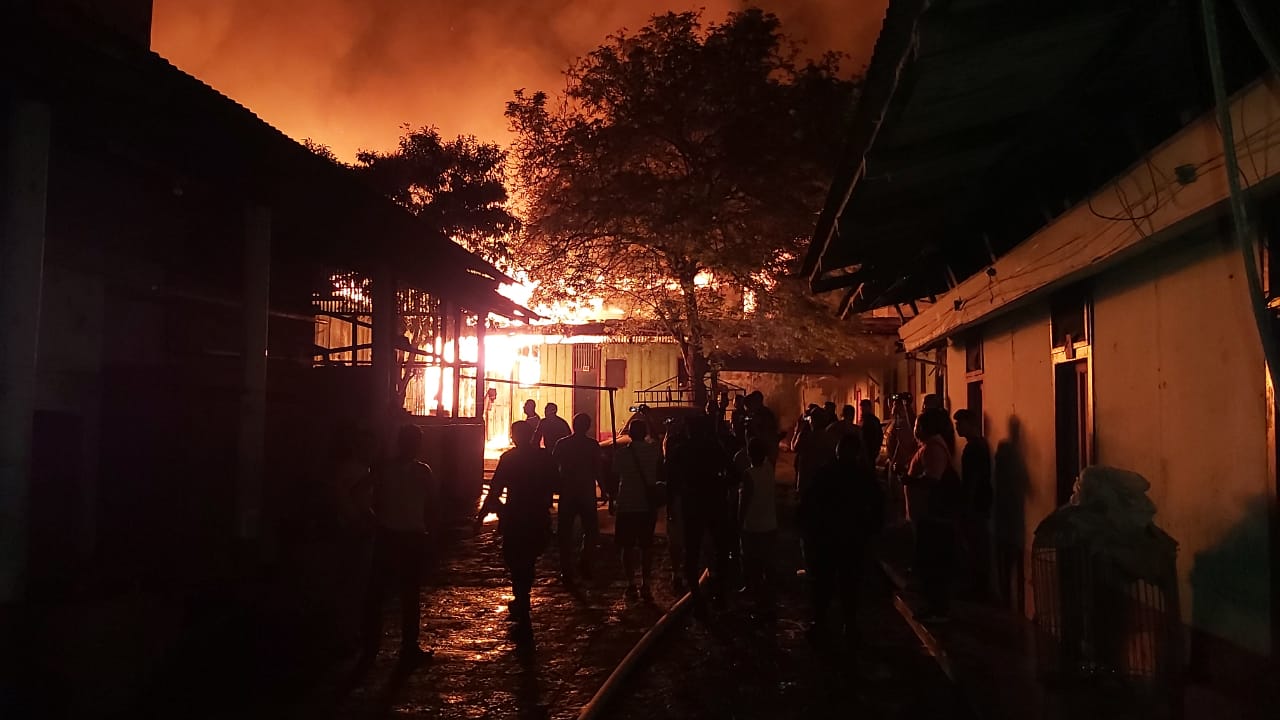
[677,275,710,409]
[677,340,710,409]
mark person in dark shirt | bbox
[667,415,732,609]
[478,421,558,625]
[553,413,605,584]
[954,409,993,600]
[859,399,884,467]
[533,402,572,450]
[799,435,884,645]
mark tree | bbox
[354,126,520,268]
[506,9,865,406]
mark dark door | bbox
[967,380,984,434]
[1054,359,1090,506]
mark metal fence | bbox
[1031,546,1182,693]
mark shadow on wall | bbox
[994,415,1031,613]
[1187,494,1276,706]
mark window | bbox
[965,335,984,374]
[1051,285,1090,349]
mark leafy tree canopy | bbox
[306,127,520,268]
[506,8,865,401]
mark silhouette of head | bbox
[545,402,559,418]
[914,411,945,442]
[572,413,592,434]
[842,404,856,422]
[836,434,865,465]
[824,401,837,417]
[923,393,943,411]
[523,399,537,417]
[510,420,534,448]
[628,419,650,442]
[747,391,764,409]
[954,409,981,438]
[860,399,874,414]
[396,424,423,460]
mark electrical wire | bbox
[1201,0,1280,389]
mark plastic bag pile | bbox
[1034,466,1177,581]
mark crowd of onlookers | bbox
[323,387,994,667]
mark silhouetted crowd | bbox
[322,388,994,666]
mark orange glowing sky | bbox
[152,0,887,161]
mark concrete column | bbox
[236,205,270,541]
[0,101,50,603]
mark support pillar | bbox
[435,302,447,416]
[236,205,270,541]
[451,305,462,419]
[0,101,50,603]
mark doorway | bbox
[1054,359,1091,506]
[572,345,602,428]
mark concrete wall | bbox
[945,302,1057,617]
[1092,231,1271,657]
[946,229,1274,660]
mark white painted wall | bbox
[1092,231,1271,656]
[946,303,1057,618]
[946,229,1274,658]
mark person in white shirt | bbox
[739,437,779,609]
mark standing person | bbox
[522,399,540,424]
[738,437,779,610]
[922,393,956,452]
[744,391,779,464]
[885,394,918,522]
[662,420,689,593]
[823,401,839,422]
[954,409,993,600]
[478,421,558,625]
[553,413,605,584]
[533,402,572,450]
[838,404,858,436]
[790,406,817,492]
[800,435,884,644]
[324,425,376,659]
[730,394,748,447]
[859,399,884,467]
[900,411,962,622]
[611,419,662,601]
[360,425,438,666]
[668,416,732,607]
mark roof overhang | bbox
[804,0,1267,315]
[899,75,1280,351]
[9,10,525,320]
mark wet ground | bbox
[604,524,974,720]
[135,456,969,720]
[250,511,684,720]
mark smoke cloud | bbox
[153,0,887,160]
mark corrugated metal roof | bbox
[8,9,529,318]
[805,0,1268,313]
